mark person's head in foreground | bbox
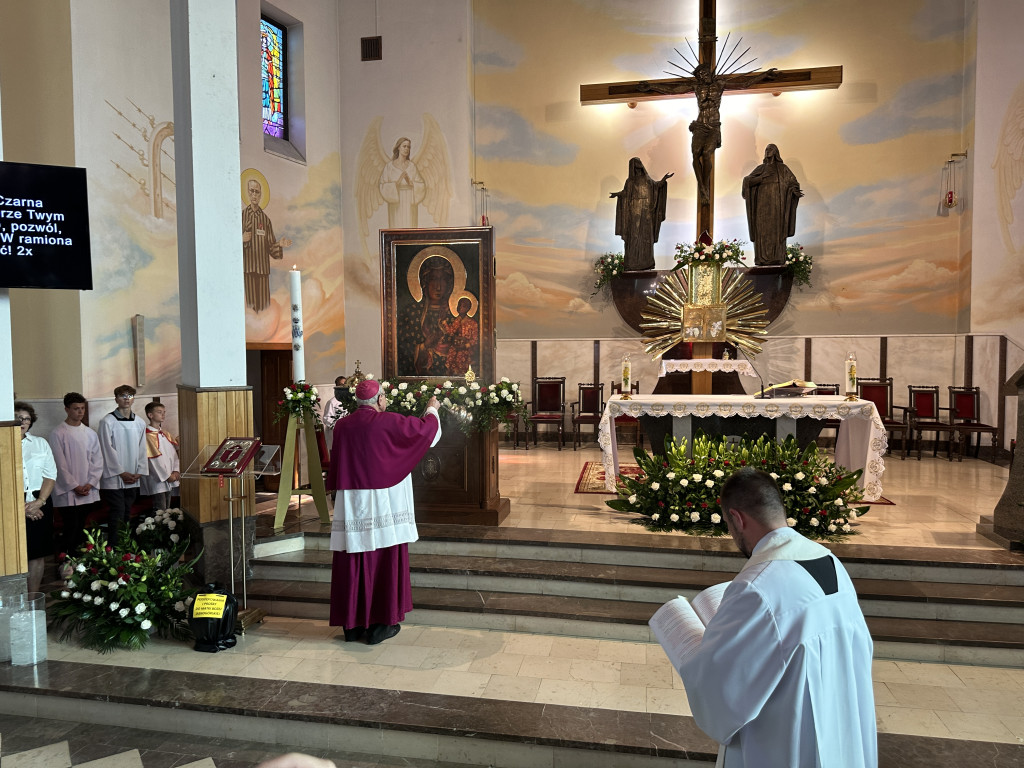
[719,467,788,558]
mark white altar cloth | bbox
[598,394,886,500]
[659,358,757,378]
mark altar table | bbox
[598,394,886,501]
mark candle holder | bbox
[621,354,632,400]
[844,351,858,401]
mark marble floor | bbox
[6,444,1022,766]
[499,441,1011,549]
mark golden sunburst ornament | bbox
[640,266,769,359]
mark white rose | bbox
[769,472,780,480]
[72,592,82,599]
[458,386,467,395]
[135,603,147,614]
[834,499,844,507]
[167,520,176,530]
[443,381,453,388]
[650,482,660,491]
[93,598,104,608]
[311,387,318,396]
[808,487,817,495]
[60,590,70,598]
[666,472,676,480]
[810,518,819,527]
[81,595,93,603]
[705,480,714,488]
[465,397,474,405]
[76,564,86,573]
[711,513,721,523]
[842,524,851,532]
[512,383,519,391]
[692,474,702,482]
[628,494,637,504]
[669,513,679,522]
[108,581,119,591]
[145,517,155,524]
[119,608,130,618]
[476,392,482,399]
[848,510,858,520]
[652,513,660,521]
[713,469,724,478]
[91,580,102,592]
[420,384,428,391]
[501,376,510,383]
[680,479,689,487]
[794,472,805,481]
[690,512,700,522]
[786,517,797,527]
[443,397,452,406]
[471,382,481,390]
[174,601,186,612]
[782,483,793,491]
[109,603,119,612]
[434,388,441,395]
[828,524,837,533]
[170,534,180,543]
[140,619,152,631]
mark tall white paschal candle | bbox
[289,267,305,383]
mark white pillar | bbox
[0,70,12,420]
[170,0,247,387]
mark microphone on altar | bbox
[734,345,769,399]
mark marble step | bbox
[266,523,1024,586]
[249,549,1024,625]
[2,660,1021,768]
[1,740,72,768]
[244,578,1024,664]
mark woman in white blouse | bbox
[16,401,56,593]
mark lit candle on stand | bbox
[289,266,305,382]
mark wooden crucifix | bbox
[581,0,842,241]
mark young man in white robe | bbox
[140,401,180,511]
[672,467,877,768]
[48,392,104,556]
[97,384,148,544]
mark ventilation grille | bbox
[361,36,382,61]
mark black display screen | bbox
[0,160,92,290]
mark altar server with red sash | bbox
[325,378,440,645]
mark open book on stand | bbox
[649,582,730,670]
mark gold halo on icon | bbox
[241,168,270,208]
[407,246,476,316]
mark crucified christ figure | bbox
[639,62,777,203]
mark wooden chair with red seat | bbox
[856,377,910,459]
[609,380,643,448]
[570,382,605,450]
[526,376,566,449]
[906,385,955,461]
[948,386,1000,462]
[812,383,841,447]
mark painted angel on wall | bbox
[357,114,451,239]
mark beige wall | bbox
[0,0,83,398]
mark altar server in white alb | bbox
[98,384,148,544]
[140,400,180,512]
[674,468,876,767]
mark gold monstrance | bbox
[640,260,768,360]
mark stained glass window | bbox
[261,17,286,139]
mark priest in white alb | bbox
[325,378,441,645]
[663,467,877,768]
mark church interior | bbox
[2,0,1024,766]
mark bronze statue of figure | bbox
[742,144,804,266]
[610,158,674,272]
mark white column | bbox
[170,0,247,387]
[0,70,12,420]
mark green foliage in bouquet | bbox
[334,376,528,436]
[592,252,625,296]
[607,434,869,541]
[50,528,199,653]
[273,380,322,427]
[785,243,814,288]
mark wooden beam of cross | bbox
[580,0,841,241]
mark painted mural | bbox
[472,0,972,339]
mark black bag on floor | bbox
[187,583,238,652]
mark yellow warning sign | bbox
[192,593,227,619]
